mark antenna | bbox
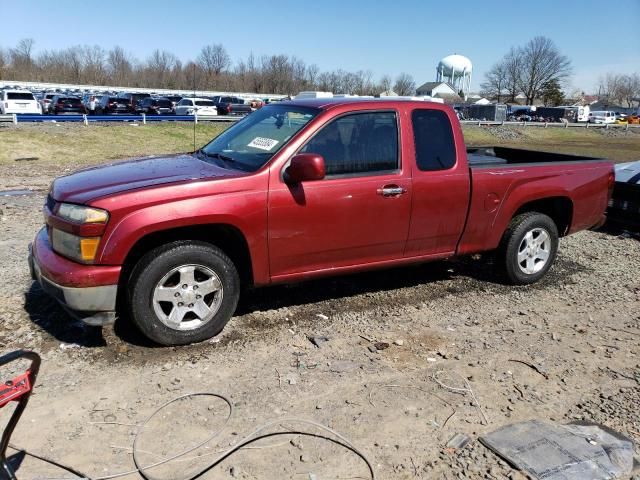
[193,63,196,152]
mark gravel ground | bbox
[597,127,640,138]
[480,126,525,140]
[1,177,639,479]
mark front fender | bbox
[96,190,269,284]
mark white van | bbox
[588,110,616,124]
[0,90,41,114]
[575,105,590,122]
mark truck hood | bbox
[50,153,246,204]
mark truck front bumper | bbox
[28,228,120,326]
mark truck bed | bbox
[467,146,599,167]
[458,147,613,256]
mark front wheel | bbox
[498,212,559,285]
[128,241,240,346]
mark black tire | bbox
[497,212,559,285]
[128,241,240,346]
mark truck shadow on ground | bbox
[24,254,587,349]
[23,283,107,348]
[596,223,640,240]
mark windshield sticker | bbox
[248,137,279,151]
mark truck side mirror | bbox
[284,153,326,184]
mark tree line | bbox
[481,36,639,108]
[597,73,640,108]
[0,39,416,96]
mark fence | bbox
[2,114,638,129]
[0,113,241,124]
[460,120,640,129]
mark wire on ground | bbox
[9,391,375,480]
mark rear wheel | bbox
[498,212,559,285]
[128,241,240,346]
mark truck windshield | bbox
[200,104,319,171]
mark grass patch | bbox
[0,123,228,168]
[463,125,640,162]
[0,123,638,179]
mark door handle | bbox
[377,185,407,197]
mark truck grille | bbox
[45,194,56,212]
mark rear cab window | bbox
[411,109,456,171]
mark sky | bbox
[2,0,639,93]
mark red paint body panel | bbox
[33,99,613,291]
[457,162,612,255]
[52,153,246,204]
[91,172,270,285]
[267,104,412,278]
[404,104,471,256]
[32,228,120,287]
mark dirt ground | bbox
[0,124,639,480]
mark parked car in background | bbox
[589,111,616,124]
[165,95,183,112]
[248,99,264,110]
[607,160,640,230]
[96,96,135,115]
[82,94,104,115]
[210,95,252,116]
[117,92,151,113]
[627,114,640,125]
[175,97,218,115]
[50,96,86,115]
[1,90,42,114]
[40,92,58,113]
[139,97,174,115]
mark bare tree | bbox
[107,46,135,86]
[81,45,106,85]
[502,48,522,102]
[599,73,640,108]
[63,46,84,83]
[377,75,392,94]
[481,61,506,102]
[394,73,415,96]
[9,38,35,78]
[0,48,7,80]
[305,63,319,88]
[145,49,178,88]
[517,36,571,104]
[197,44,231,88]
[620,73,640,108]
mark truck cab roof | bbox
[284,97,447,110]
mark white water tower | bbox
[436,54,473,100]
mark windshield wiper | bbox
[197,150,256,171]
[198,150,242,167]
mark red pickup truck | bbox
[29,99,614,345]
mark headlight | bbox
[57,203,109,224]
[51,229,101,263]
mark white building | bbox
[415,82,461,103]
